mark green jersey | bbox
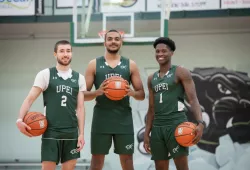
[42,67,79,139]
[92,56,133,134]
[151,65,187,126]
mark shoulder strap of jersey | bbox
[71,70,79,78]
[96,56,104,69]
[171,65,178,72]
[151,71,158,81]
[49,67,56,76]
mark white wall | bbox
[0,32,249,168]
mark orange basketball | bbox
[174,122,196,147]
[24,112,48,136]
[105,77,128,101]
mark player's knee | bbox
[175,165,189,170]
[42,161,56,170]
[174,156,188,170]
[120,154,133,164]
[119,154,134,170]
[90,154,105,170]
[61,159,77,170]
[155,160,169,170]
[120,154,133,159]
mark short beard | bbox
[106,48,119,54]
[57,58,72,66]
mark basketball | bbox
[23,112,48,136]
[174,122,197,147]
[105,76,128,101]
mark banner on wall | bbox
[101,0,145,13]
[36,0,44,15]
[56,0,88,8]
[221,0,250,9]
[147,0,220,12]
[0,0,35,16]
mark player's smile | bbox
[156,55,168,64]
[109,44,119,48]
[157,56,165,61]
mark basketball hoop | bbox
[98,30,125,40]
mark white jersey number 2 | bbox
[61,95,67,106]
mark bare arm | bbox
[144,74,155,137]
[77,91,85,136]
[17,86,42,137]
[84,59,97,101]
[18,86,42,120]
[129,60,145,100]
[76,90,85,151]
[177,66,202,122]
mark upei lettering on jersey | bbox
[105,73,122,79]
[154,83,168,92]
[56,85,73,95]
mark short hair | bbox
[54,40,71,53]
[104,29,121,41]
[153,37,176,51]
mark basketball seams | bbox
[26,117,46,125]
[28,127,47,130]
[175,126,196,136]
[24,112,38,123]
[176,125,196,130]
[105,88,126,90]
[105,77,128,100]
[24,112,48,136]
[175,134,195,137]
[175,122,196,147]
[105,93,124,99]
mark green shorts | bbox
[41,139,80,164]
[150,124,189,160]
[91,133,134,155]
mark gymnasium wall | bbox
[0,23,249,169]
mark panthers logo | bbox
[137,67,250,154]
[186,67,250,153]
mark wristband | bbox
[16,118,23,123]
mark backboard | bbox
[70,0,172,46]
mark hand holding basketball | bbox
[96,79,109,96]
[124,81,135,97]
[16,120,32,137]
[192,123,204,144]
[22,112,47,137]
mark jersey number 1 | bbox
[61,95,67,106]
[159,93,163,103]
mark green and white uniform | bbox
[150,65,188,160]
[91,56,134,155]
[33,67,86,164]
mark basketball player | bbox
[143,37,205,170]
[84,29,145,170]
[16,40,86,170]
